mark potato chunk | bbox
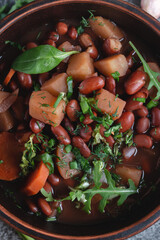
[95,89,126,120]
[94,54,128,77]
[41,73,68,96]
[115,165,142,187]
[66,52,95,82]
[29,91,66,127]
[89,16,124,40]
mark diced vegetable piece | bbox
[95,89,126,120]
[41,73,68,96]
[89,16,124,40]
[4,68,15,85]
[12,96,24,121]
[29,91,66,127]
[66,52,95,82]
[0,132,22,180]
[56,145,79,179]
[115,165,142,187]
[22,161,49,196]
[0,110,15,131]
[58,41,81,52]
[94,54,128,77]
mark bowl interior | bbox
[0,0,159,239]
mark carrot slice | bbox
[22,161,49,196]
[4,68,15,86]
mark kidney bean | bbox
[38,197,52,216]
[79,33,93,48]
[68,26,78,40]
[48,174,60,186]
[82,111,97,125]
[66,99,80,122]
[105,76,116,95]
[56,22,68,35]
[9,80,18,91]
[45,39,56,47]
[125,92,146,111]
[125,70,146,95]
[63,117,75,135]
[122,146,137,160]
[133,134,153,148]
[151,107,160,127]
[26,42,38,50]
[126,51,136,68]
[150,127,160,141]
[136,117,150,133]
[30,118,45,134]
[100,125,115,148]
[86,45,98,59]
[134,106,148,117]
[79,125,92,142]
[48,31,59,42]
[72,136,91,158]
[103,37,122,55]
[17,72,32,89]
[51,125,71,145]
[116,111,135,132]
[43,181,53,194]
[26,199,38,213]
[139,87,149,98]
[38,72,50,86]
[79,76,105,95]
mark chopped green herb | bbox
[53,92,66,108]
[65,144,72,153]
[70,161,78,169]
[40,103,50,108]
[33,82,41,92]
[112,107,119,118]
[67,76,73,99]
[5,40,23,51]
[133,97,146,103]
[40,188,54,202]
[111,71,120,82]
[147,99,159,109]
[77,25,84,35]
[0,160,3,164]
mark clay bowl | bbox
[0,0,159,239]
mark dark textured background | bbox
[0,0,159,239]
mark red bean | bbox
[125,92,146,111]
[26,199,38,213]
[136,117,150,133]
[86,46,98,59]
[133,134,153,148]
[38,72,50,86]
[66,99,80,122]
[17,72,32,89]
[51,125,71,145]
[116,112,135,132]
[103,37,122,55]
[72,136,91,158]
[151,107,160,127]
[139,87,149,98]
[43,181,53,193]
[68,26,78,40]
[29,118,45,134]
[38,197,52,216]
[100,125,115,148]
[48,31,59,42]
[134,106,148,117]
[79,125,92,142]
[79,76,105,95]
[122,146,137,160]
[26,42,38,50]
[150,127,160,141]
[125,70,146,95]
[63,117,75,135]
[45,39,56,47]
[82,111,97,125]
[56,22,68,35]
[105,76,116,95]
[48,174,60,186]
[79,33,93,48]
[9,80,18,91]
[126,51,135,68]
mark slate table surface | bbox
[0,0,159,239]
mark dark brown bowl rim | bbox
[0,0,159,239]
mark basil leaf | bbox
[12,45,79,74]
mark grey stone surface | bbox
[0,0,159,239]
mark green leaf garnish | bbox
[111,71,120,82]
[67,76,73,99]
[129,41,160,101]
[12,45,79,74]
[40,188,54,202]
